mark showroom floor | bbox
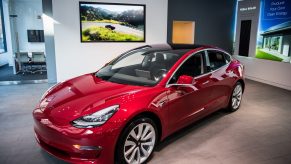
[0,64,47,81]
[0,80,291,164]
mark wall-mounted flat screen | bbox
[234,0,291,64]
[27,30,44,42]
[79,2,145,42]
[255,0,291,63]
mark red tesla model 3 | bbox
[33,44,244,164]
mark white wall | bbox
[43,0,57,83]
[52,0,168,82]
[234,0,260,58]
[235,55,291,91]
[0,0,13,67]
[10,0,45,52]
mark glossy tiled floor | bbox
[0,80,291,164]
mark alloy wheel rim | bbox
[124,123,156,164]
[232,84,243,109]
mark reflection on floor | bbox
[0,80,291,164]
[0,64,47,81]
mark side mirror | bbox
[177,75,194,85]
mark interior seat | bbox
[149,53,167,78]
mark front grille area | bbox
[38,135,70,159]
[35,132,100,162]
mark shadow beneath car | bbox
[155,110,229,152]
[40,149,68,164]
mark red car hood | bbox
[39,74,148,125]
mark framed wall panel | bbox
[172,21,195,44]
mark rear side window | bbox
[224,53,231,63]
[207,51,227,71]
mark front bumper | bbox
[33,116,121,164]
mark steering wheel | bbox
[153,69,168,81]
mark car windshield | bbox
[95,48,188,86]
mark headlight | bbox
[71,105,119,128]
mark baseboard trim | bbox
[0,63,9,67]
[246,75,291,91]
[0,79,48,85]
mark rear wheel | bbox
[227,82,243,112]
[116,117,157,164]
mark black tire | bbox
[226,82,243,112]
[115,117,158,164]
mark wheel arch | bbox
[236,79,245,93]
[123,111,163,142]
[114,110,163,163]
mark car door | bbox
[205,50,233,111]
[166,51,213,133]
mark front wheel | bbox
[227,82,243,112]
[116,117,157,164]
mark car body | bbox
[33,44,245,164]
[105,25,116,30]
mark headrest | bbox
[155,53,164,62]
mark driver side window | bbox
[169,52,204,84]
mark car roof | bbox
[127,44,223,58]
[169,44,208,50]
[137,43,215,51]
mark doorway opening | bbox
[238,20,252,57]
[0,0,47,84]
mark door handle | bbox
[202,81,209,85]
[158,100,167,107]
